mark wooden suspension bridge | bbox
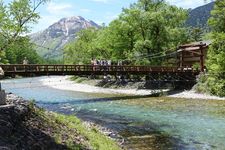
[0,64,199,77]
[0,64,200,90]
[0,42,209,83]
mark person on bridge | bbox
[23,57,28,65]
[0,67,4,77]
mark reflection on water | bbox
[2,76,225,150]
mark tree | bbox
[208,0,225,32]
[63,0,189,66]
[64,28,99,64]
[189,27,204,41]
[117,0,189,65]
[204,0,225,96]
[0,0,49,64]
[5,36,42,64]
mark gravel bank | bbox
[40,76,225,100]
[168,90,225,100]
[40,76,166,96]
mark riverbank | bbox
[0,93,120,150]
[40,76,225,100]
[40,76,166,96]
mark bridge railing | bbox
[0,64,199,75]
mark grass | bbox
[54,114,120,150]
[32,104,120,150]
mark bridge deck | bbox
[0,64,199,76]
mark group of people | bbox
[90,59,130,66]
[91,59,112,66]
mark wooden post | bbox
[180,50,184,68]
[200,45,204,72]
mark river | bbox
[2,76,225,150]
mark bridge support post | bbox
[200,45,204,72]
[0,82,6,105]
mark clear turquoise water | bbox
[2,76,225,150]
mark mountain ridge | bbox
[30,16,99,59]
[186,2,214,28]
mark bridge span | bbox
[0,64,199,77]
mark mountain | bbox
[31,3,214,60]
[186,2,214,28]
[30,16,99,60]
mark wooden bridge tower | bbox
[177,41,211,72]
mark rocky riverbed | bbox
[0,94,74,149]
[0,94,120,150]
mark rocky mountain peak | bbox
[30,16,99,59]
[47,16,99,38]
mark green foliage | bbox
[203,0,225,97]
[195,74,210,94]
[33,106,120,150]
[64,28,99,64]
[5,36,42,64]
[64,0,189,65]
[205,33,225,96]
[28,99,36,110]
[192,62,201,70]
[189,27,204,41]
[0,50,9,64]
[53,114,121,150]
[208,0,225,32]
[0,0,48,64]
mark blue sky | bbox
[4,0,212,33]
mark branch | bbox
[0,0,47,51]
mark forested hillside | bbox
[186,2,214,28]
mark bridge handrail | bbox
[0,64,199,74]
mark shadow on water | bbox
[36,94,159,105]
[36,89,189,106]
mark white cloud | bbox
[91,0,110,3]
[31,2,77,33]
[80,9,91,13]
[31,15,60,33]
[47,2,73,15]
[167,0,206,9]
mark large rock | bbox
[0,90,6,105]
